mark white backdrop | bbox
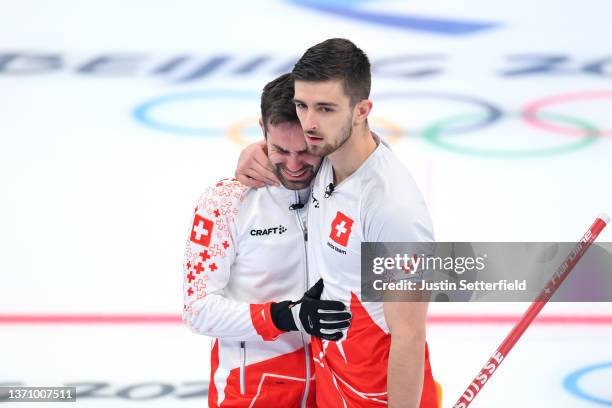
[1,1,611,406]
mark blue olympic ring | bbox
[132,90,503,138]
[132,90,260,137]
[563,362,612,406]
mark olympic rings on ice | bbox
[132,89,610,158]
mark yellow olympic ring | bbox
[226,116,406,146]
[226,117,261,146]
[369,116,405,143]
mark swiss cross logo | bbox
[402,255,421,275]
[190,214,214,247]
[329,211,354,247]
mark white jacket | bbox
[182,178,315,408]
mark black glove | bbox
[270,279,351,341]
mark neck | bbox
[328,124,377,185]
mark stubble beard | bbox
[306,116,353,158]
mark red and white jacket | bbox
[182,178,315,408]
[307,144,439,408]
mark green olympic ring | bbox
[422,112,600,158]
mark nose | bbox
[302,109,318,133]
[285,154,303,172]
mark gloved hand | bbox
[270,279,351,341]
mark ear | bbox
[353,99,373,125]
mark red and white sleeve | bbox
[182,179,283,341]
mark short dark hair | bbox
[292,38,371,106]
[260,73,299,131]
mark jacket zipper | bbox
[239,341,246,395]
[294,191,311,408]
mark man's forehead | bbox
[293,79,347,101]
[268,121,301,134]
[267,122,305,148]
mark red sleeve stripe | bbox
[249,302,284,341]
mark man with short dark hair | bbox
[183,73,351,408]
[292,37,438,408]
[237,39,440,408]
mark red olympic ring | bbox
[523,90,612,137]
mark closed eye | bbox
[272,145,290,154]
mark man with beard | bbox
[183,73,351,408]
[236,39,440,408]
